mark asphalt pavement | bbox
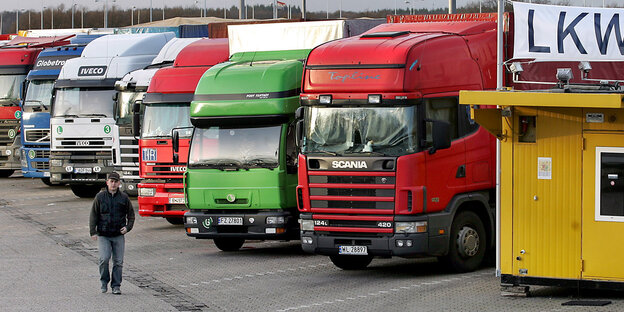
[1,174,623,311]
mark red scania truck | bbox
[137,39,229,224]
[297,19,499,272]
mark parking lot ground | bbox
[2,175,624,311]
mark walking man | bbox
[89,172,135,295]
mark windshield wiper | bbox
[194,159,246,171]
[246,158,278,170]
[81,113,108,117]
[307,150,338,156]
[343,150,387,156]
[24,100,48,111]
[56,114,79,118]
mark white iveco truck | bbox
[113,38,200,196]
[49,33,175,198]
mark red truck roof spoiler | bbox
[3,35,75,48]
[387,13,498,23]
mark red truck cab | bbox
[297,21,498,271]
[137,38,229,224]
[0,36,72,177]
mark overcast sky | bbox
[3,0,622,12]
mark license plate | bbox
[74,167,92,174]
[339,245,368,255]
[218,217,243,225]
[43,172,50,177]
[168,197,186,204]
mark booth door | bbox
[512,108,582,280]
[582,134,624,281]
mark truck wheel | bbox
[70,184,102,198]
[329,255,373,270]
[0,170,14,178]
[214,238,245,251]
[165,217,184,225]
[441,211,486,273]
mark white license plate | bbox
[168,197,186,204]
[339,245,368,255]
[218,217,243,225]
[43,172,50,177]
[74,167,92,174]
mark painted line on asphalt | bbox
[275,271,493,312]
[177,263,330,288]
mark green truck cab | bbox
[183,50,305,251]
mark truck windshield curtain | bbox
[0,74,26,106]
[52,88,115,118]
[116,91,144,126]
[23,80,54,112]
[303,106,418,156]
[189,125,281,170]
[141,103,191,138]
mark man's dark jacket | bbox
[89,189,135,237]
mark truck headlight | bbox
[138,187,155,197]
[186,217,197,224]
[395,221,427,234]
[301,219,314,231]
[50,159,62,167]
[266,216,285,224]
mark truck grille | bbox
[308,171,396,236]
[35,150,50,159]
[25,129,50,143]
[32,161,49,170]
[119,136,139,180]
[57,137,106,149]
[145,163,186,178]
[0,119,19,145]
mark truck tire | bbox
[165,217,184,225]
[0,170,14,178]
[70,184,102,198]
[329,255,373,270]
[214,238,245,251]
[441,211,486,273]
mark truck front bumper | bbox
[49,158,112,184]
[299,214,449,258]
[0,144,21,170]
[184,210,299,240]
[138,182,187,217]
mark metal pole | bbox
[51,7,53,29]
[15,10,18,33]
[274,0,278,19]
[104,0,108,28]
[150,0,153,22]
[326,0,329,19]
[162,0,165,20]
[495,0,504,278]
[239,0,247,19]
[448,0,456,14]
[72,2,75,29]
[301,0,306,19]
[131,7,135,25]
[28,10,31,29]
[480,0,482,13]
[339,0,342,18]
[82,8,84,28]
[41,6,44,29]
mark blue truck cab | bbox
[19,35,99,185]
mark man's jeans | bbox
[98,235,125,289]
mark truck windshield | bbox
[23,80,54,112]
[141,103,191,138]
[115,91,144,126]
[189,125,281,170]
[0,74,26,107]
[303,106,419,156]
[52,88,115,118]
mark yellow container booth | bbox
[460,89,624,290]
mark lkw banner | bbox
[514,2,624,61]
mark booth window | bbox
[595,147,624,222]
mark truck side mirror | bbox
[21,80,28,103]
[172,129,180,154]
[295,106,304,120]
[295,120,303,148]
[429,120,451,154]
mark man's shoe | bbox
[101,287,107,293]
[112,288,121,295]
